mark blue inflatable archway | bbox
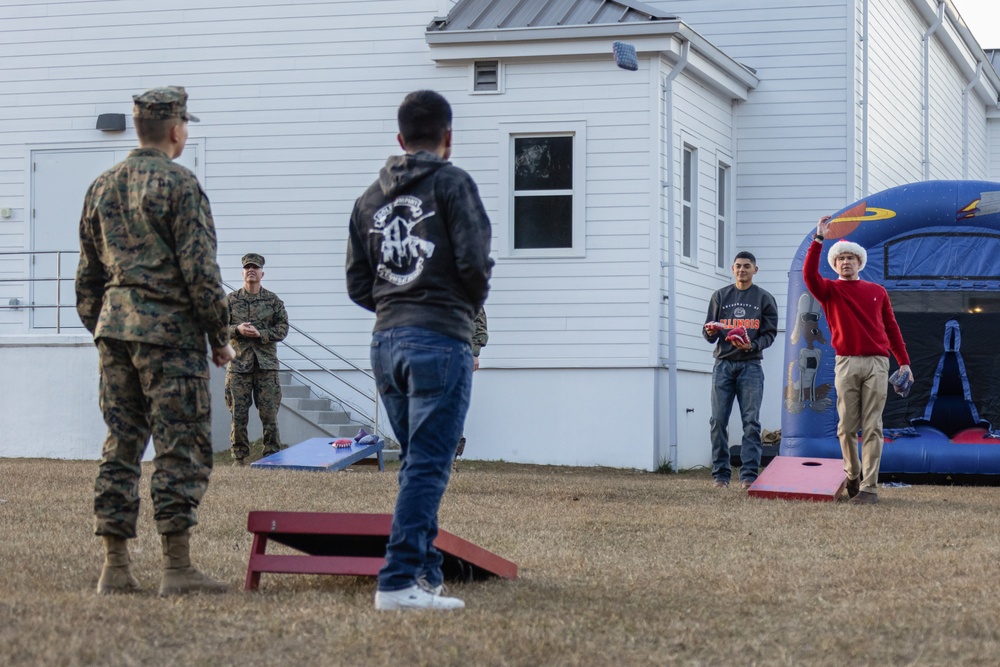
[780,180,1000,475]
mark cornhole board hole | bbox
[250,437,384,472]
[245,511,518,591]
[747,456,847,501]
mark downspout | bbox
[861,0,870,196]
[922,1,944,181]
[962,62,983,178]
[662,39,689,471]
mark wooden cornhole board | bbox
[250,437,384,472]
[747,456,847,501]
[245,511,518,591]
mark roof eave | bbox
[426,21,759,95]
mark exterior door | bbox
[30,146,198,330]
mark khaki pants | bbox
[834,355,889,493]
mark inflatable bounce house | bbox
[781,180,1000,475]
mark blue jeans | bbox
[371,326,473,592]
[709,359,764,483]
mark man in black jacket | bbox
[346,90,493,611]
[703,251,778,490]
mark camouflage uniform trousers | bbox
[225,366,282,460]
[94,338,213,539]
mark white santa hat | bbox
[827,239,867,271]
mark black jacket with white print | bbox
[346,151,493,344]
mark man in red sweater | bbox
[803,216,913,504]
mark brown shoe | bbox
[713,479,730,489]
[740,480,754,490]
[850,491,879,505]
[845,476,861,498]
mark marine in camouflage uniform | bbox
[225,253,289,462]
[456,308,488,459]
[76,86,233,596]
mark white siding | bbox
[991,118,1000,181]
[484,57,655,367]
[0,0,446,363]
[867,0,925,190]
[659,70,737,372]
[866,0,992,188]
[648,0,852,309]
[0,1,666,370]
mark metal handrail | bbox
[0,249,79,333]
[0,250,380,435]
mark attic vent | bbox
[474,60,500,92]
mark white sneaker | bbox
[374,584,465,611]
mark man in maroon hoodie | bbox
[804,216,913,504]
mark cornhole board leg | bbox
[747,456,847,501]
[245,511,517,591]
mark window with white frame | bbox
[716,162,730,270]
[681,145,697,260]
[499,122,586,257]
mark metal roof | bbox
[427,0,677,32]
[986,49,1000,78]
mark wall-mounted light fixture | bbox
[96,113,126,132]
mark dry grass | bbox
[1,458,999,667]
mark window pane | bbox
[717,166,726,216]
[514,136,573,191]
[717,219,725,268]
[682,205,692,257]
[682,148,692,201]
[514,195,573,249]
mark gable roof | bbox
[987,49,1000,77]
[428,0,676,32]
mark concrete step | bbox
[280,384,311,399]
[325,423,367,438]
[295,397,333,411]
[296,409,353,425]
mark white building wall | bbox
[0,1,676,467]
[991,118,1000,180]
[0,336,114,459]
[1,0,995,467]
[469,56,655,368]
[648,0,853,311]
[866,0,926,191]
[0,2,663,370]
[664,73,737,374]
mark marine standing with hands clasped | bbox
[455,307,488,463]
[76,86,234,596]
[225,253,289,464]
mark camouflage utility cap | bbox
[242,253,265,268]
[132,86,200,122]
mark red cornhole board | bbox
[245,511,518,591]
[747,456,847,501]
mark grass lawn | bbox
[1,457,999,666]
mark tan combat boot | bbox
[158,530,229,597]
[97,535,140,595]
